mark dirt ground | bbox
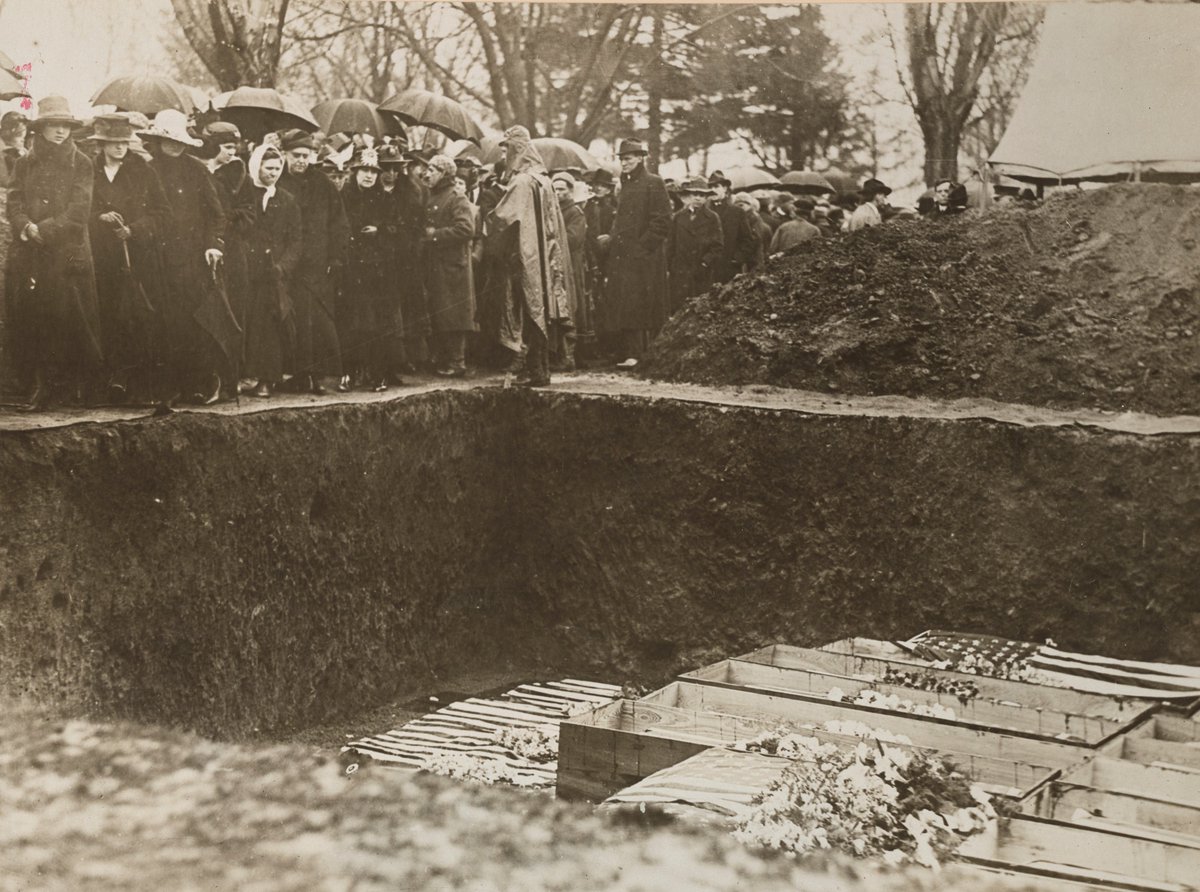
[0,705,1051,892]
[645,185,1200,415]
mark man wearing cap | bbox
[847,177,892,232]
[87,114,171,402]
[666,176,723,315]
[603,138,671,368]
[706,171,757,285]
[488,125,576,386]
[279,128,348,394]
[5,96,102,409]
[139,109,227,404]
[421,154,477,377]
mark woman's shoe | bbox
[372,380,388,393]
[335,377,351,393]
[252,382,271,398]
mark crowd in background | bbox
[0,96,972,410]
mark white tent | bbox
[989,2,1200,184]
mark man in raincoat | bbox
[487,125,576,387]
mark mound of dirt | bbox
[643,185,1200,415]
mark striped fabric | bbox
[906,631,1200,704]
[341,679,622,787]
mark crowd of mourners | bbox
[0,95,971,410]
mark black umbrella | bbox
[220,87,319,142]
[779,170,835,196]
[0,50,28,101]
[378,89,484,144]
[311,98,397,139]
[481,137,600,171]
[91,74,195,115]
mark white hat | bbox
[137,109,203,148]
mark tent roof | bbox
[989,2,1200,185]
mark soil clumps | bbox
[644,185,1200,415]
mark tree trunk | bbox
[921,118,961,185]
[646,7,664,174]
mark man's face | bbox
[259,156,284,187]
[594,184,612,199]
[286,147,313,174]
[553,180,571,201]
[619,154,642,175]
[330,170,349,191]
[682,193,704,211]
[380,168,398,187]
[934,182,952,205]
[41,123,71,145]
[712,183,729,202]
[423,166,443,189]
[873,191,888,207]
[453,177,467,197]
[102,141,129,163]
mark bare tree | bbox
[170,0,292,90]
[888,2,1041,185]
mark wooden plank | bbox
[687,659,1122,743]
[743,644,1155,722]
[650,680,1086,768]
[1122,737,1200,771]
[1066,758,1200,808]
[957,855,1189,892]
[1151,715,1200,745]
[1028,783,1200,840]
[991,814,1200,888]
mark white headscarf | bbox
[248,144,282,211]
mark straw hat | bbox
[138,109,203,148]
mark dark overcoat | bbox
[278,166,348,377]
[666,205,723,314]
[559,201,590,336]
[423,180,477,333]
[234,181,301,382]
[89,151,170,370]
[339,181,391,342]
[390,173,429,339]
[603,165,671,333]
[711,199,757,284]
[149,152,226,376]
[5,135,102,379]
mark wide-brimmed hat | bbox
[138,109,202,148]
[861,177,892,197]
[616,138,648,157]
[88,114,137,143]
[350,147,380,171]
[377,144,405,167]
[29,95,83,131]
[588,169,616,189]
[707,170,732,189]
[679,175,715,195]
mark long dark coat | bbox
[390,173,429,340]
[603,165,671,333]
[89,151,170,373]
[5,134,102,382]
[339,181,391,360]
[234,181,301,383]
[667,205,723,314]
[711,199,757,284]
[279,166,348,377]
[209,158,250,345]
[423,181,477,333]
[558,201,590,337]
[149,151,226,381]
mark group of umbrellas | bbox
[79,73,486,146]
[6,68,851,195]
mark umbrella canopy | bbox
[91,74,194,115]
[311,98,394,140]
[779,170,835,195]
[724,167,780,192]
[378,89,484,144]
[481,136,600,171]
[220,87,318,142]
[1,50,28,101]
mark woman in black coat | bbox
[234,145,301,397]
[5,96,101,408]
[87,115,170,402]
[338,150,392,390]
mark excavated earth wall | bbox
[2,385,1198,737]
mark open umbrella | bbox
[1,50,28,101]
[779,170,835,196]
[378,89,484,144]
[480,136,600,171]
[91,74,194,115]
[311,98,394,140]
[220,87,318,142]
[725,167,781,192]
